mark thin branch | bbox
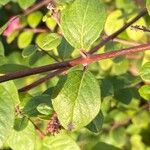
[1,43,150,83]
[23,28,49,33]
[28,118,46,139]
[18,69,67,92]
[112,38,141,46]
[24,0,53,16]
[131,25,150,32]
[0,7,147,84]
[89,8,147,54]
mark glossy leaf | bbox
[139,85,150,101]
[36,33,62,51]
[52,70,101,130]
[61,0,106,50]
[86,111,104,133]
[126,15,146,41]
[18,0,36,10]
[104,10,124,35]
[37,103,53,115]
[58,37,74,60]
[45,17,57,30]
[18,31,33,49]
[23,94,52,117]
[22,45,37,58]
[27,11,43,28]
[139,62,150,81]
[7,30,19,44]
[43,131,80,150]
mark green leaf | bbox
[29,51,43,66]
[146,0,150,15]
[0,0,10,5]
[99,59,113,71]
[0,64,29,74]
[0,56,8,66]
[45,17,57,30]
[7,30,19,44]
[0,37,4,57]
[37,103,53,116]
[36,33,62,51]
[0,81,20,105]
[0,81,17,147]
[18,0,36,10]
[132,110,150,128]
[111,59,129,75]
[114,88,132,104]
[126,15,146,41]
[86,111,104,133]
[100,78,114,99]
[61,0,106,50]
[139,85,150,101]
[115,0,135,13]
[130,134,146,150]
[139,62,150,81]
[52,70,101,130]
[104,10,124,35]
[58,37,74,60]
[22,45,37,58]
[14,116,29,131]
[18,31,33,49]
[92,142,121,150]
[43,131,80,150]
[110,127,126,147]
[23,94,52,117]
[7,122,35,150]
[27,11,43,28]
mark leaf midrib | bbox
[70,71,86,125]
[80,0,90,48]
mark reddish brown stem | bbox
[0,8,148,84]
[89,8,147,54]
[18,69,67,92]
[0,43,150,83]
[24,28,49,33]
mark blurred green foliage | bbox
[0,0,150,150]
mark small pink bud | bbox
[3,16,20,37]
